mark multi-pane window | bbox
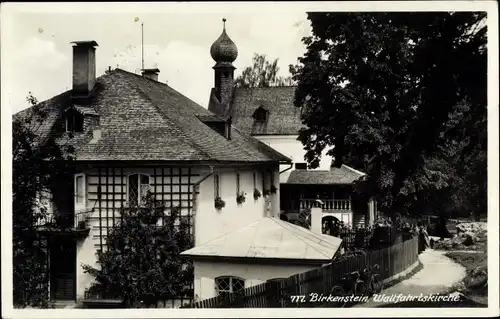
[253,172,256,189]
[214,174,220,197]
[215,276,245,296]
[74,173,85,206]
[128,174,150,206]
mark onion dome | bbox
[210,18,238,63]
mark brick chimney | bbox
[71,41,98,98]
[141,68,160,81]
[311,199,323,235]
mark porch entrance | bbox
[49,238,77,301]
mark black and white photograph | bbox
[1,1,498,318]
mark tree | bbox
[82,192,194,307]
[235,53,294,88]
[290,12,487,218]
[12,93,74,308]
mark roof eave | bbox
[67,159,286,167]
[180,254,331,266]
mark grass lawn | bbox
[445,251,488,306]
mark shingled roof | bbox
[209,86,303,136]
[285,165,365,185]
[181,217,342,263]
[13,69,291,163]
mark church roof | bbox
[209,86,303,136]
[285,165,365,185]
[181,217,342,263]
[13,69,291,163]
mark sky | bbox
[2,3,312,114]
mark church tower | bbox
[210,18,238,113]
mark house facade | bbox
[16,40,289,305]
[207,23,376,229]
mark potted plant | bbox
[270,185,278,194]
[253,188,261,200]
[236,192,246,205]
[215,196,226,210]
[263,189,271,197]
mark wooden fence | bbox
[181,237,419,308]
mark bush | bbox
[446,251,488,305]
[82,192,193,307]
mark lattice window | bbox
[215,276,245,296]
[128,174,151,206]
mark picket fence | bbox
[181,237,419,308]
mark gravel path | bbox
[354,249,466,308]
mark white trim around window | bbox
[74,173,86,210]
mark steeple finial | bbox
[210,17,238,64]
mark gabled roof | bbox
[209,86,303,136]
[13,69,291,163]
[181,217,342,262]
[285,165,365,185]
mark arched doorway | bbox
[322,215,340,236]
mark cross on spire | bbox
[222,18,226,30]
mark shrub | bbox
[82,192,193,307]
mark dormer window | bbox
[63,106,99,133]
[196,114,232,139]
[205,121,227,136]
[252,106,269,122]
[65,109,84,133]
